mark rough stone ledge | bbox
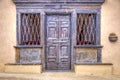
[75,63,113,65]
[74,45,103,48]
[14,45,43,48]
[5,63,42,65]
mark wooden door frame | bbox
[42,10,75,72]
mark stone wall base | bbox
[0,63,5,72]
[74,64,113,76]
[5,64,42,74]
[1,63,113,76]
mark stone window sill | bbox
[14,45,43,48]
[74,45,103,48]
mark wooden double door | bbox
[45,14,71,70]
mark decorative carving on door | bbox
[45,15,71,70]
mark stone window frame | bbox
[16,9,43,47]
[74,8,101,47]
[74,8,102,63]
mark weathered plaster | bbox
[0,0,16,64]
[101,0,120,75]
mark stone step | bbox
[75,63,113,76]
[0,73,120,80]
[5,64,42,74]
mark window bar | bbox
[21,13,40,45]
[77,14,96,45]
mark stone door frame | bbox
[42,10,75,72]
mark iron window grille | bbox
[77,13,96,45]
[20,13,41,45]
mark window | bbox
[20,13,41,45]
[77,13,96,45]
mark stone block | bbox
[20,48,41,64]
[74,64,113,75]
[75,48,97,63]
[5,64,42,73]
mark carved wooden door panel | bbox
[46,15,71,70]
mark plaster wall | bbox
[0,0,120,75]
[101,0,120,75]
[0,0,16,72]
[5,65,42,73]
[75,65,113,75]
